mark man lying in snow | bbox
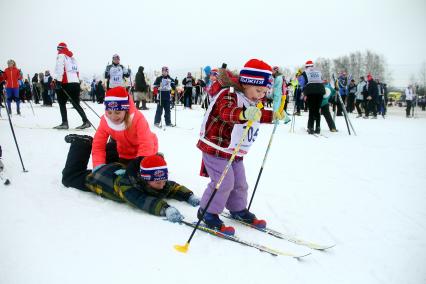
[61,134,200,223]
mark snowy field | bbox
[0,101,425,284]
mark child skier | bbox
[196,59,285,235]
[91,86,158,170]
[62,135,200,222]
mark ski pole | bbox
[337,94,351,135]
[174,89,177,126]
[60,87,97,131]
[289,86,297,133]
[332,74,338,122]
[337,77,357,136]
[2,91,28,172]
[28,95,35,116]
[81,100,101,119]
[175,102,261,254]
[338,93,357,135]
[248,97,286,211]
[26,74,35,116]
[128,65,133,96]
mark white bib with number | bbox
[305,68,323,84]
[199,89,260,157]
[65,57,79,74]
[109,66,125,88]
[159,78,172,91]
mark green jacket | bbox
[85,163,193,216]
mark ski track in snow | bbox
[1,102,426,284]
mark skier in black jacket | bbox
[365,74,378,119]
[134,66,149,110]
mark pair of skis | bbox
[181,220,309,259]
[181,213,334,258]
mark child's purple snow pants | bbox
[200,152,248,214]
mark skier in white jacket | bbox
[53,42,90,130]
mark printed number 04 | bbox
[244,126,259,143]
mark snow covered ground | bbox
[1,101,425,284]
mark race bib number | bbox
[110,67,124,87]
[160,78,172,91]
[65,58,79,73]
[306,70,322,83]
[228,123,260,155]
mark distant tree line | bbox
[315,50,389,83]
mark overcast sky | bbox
[1,0,425,87]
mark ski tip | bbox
[174,242,189,253]
[294,252,312,260]
[313,244,336,251]
[314,244,336,251]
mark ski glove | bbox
[273,110,285,121]
[92,164,106,173]
[0,160,4,172]
[187,194,200,207]
[240,106,262,121]
[165,206,184,223]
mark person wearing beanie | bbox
[290,70,303,115]
[153,66,176,127]
[355,76,367,118]
[182,72,195,109]
[134,66,149,110]
[53,42,91,129]
[42,70,53,106]
[337,71,348,116]
[194,78,206,106]
[365,74,378,118]
[196,59,286,235]
[3,59,23,115]
[299,60,326,134]
[347,79,357,113]
[104,54,130,90]
[91,86,159,171]
[31,73,41,104]
[201,68,220,109]
[271,66,291,123]
[62,137,200,223]
[405,85,414,118]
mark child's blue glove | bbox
[165,207,184,223]
[92,164,106,173]
[187,194,200,207]
[114,169,126,176]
